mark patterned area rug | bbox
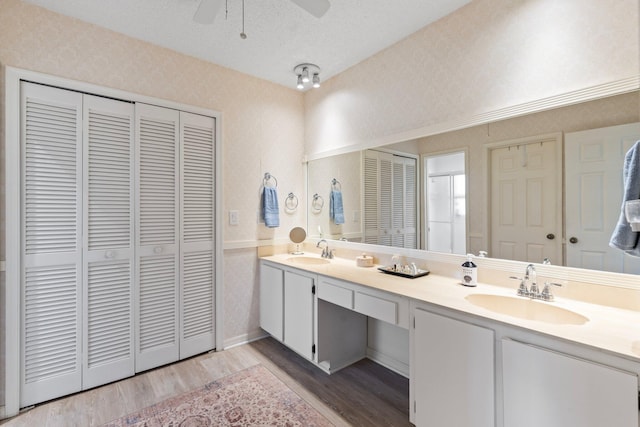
[103,364,333,426]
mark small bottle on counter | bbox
[461,254,477,287]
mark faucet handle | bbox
[509,276,528,296]
[541,282,562,301]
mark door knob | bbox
[569,237,578,244]
[546,233,555,240]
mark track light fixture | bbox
[293,63,321,90]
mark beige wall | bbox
[0,0,306,408]
[304,0,640,157]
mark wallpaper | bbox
[304,0,640,157]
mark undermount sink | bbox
[286,256,330,265]
[465,293,589,325]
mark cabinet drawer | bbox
[318,281,353,309]
[354,292,397,324]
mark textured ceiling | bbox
[23,0,471,90]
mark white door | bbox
[20,83,83,407]
[82,95,135,388]
[363,150,417,248]
[565,122,640,273]
[283,271,315,361]
[259,263,284,341]
[502,339,638,427]
[135,103,180,372]
[179,111,216,358]
[491,139,561,264]
[413,308,494,427]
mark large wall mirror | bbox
[307,90,640,275]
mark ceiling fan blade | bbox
[289,0,330,18]
[193,0,224,24]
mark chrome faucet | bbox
[511,263,563,301]
[524,263,538,297]
[316,239,334,259]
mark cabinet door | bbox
[260,263,284,341]
[83,95,135,389]
[502,339,638,427]
[413,308,494,427]
[284,271,315,361]
[135,103,180,372]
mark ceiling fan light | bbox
[296,75,304,90]
[302,67,310,83]
[312,73,320,88]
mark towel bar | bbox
[331,178,342,191]
[285,192,299,210]
[263,172,278,188]
[312,193,324,212]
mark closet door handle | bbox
[546,233,555,240]
[569,237,578,244]
[105,250,115,259]
[153,246,163,254]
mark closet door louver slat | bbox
[83,95,135,389]
[180,112,215,358]
[135,103,180,372]
[21,83,83,407]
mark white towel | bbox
[610,140,640,256]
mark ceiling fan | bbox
[194,0,331,24]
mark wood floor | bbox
[1,337,411,426]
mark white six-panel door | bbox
[565,122,640,273]
[490,139,561,264]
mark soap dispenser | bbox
[461,254,477,287]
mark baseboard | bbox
[223,329,268,350]
[366,347,409,378]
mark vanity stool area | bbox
[259,252,640,427]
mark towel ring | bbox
[331,178,342,191]
[285,192,298,210]
[312,193,324,212]
[263,172,278,188]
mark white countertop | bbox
[262,253,640,363]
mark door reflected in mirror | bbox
[424,151,466,254]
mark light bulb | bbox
[312,73,320,88]
[296,75,304,90]
[302,67,310,83]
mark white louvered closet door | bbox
[392,156,417,249]
[83,95,135,388]
[135,103,180,372]
[404,158,417,249]
[20,83,83,407]
[363,153,379,245]
[379,153,393,246]
[179,111,216,358]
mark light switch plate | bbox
[229,210,239,226]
